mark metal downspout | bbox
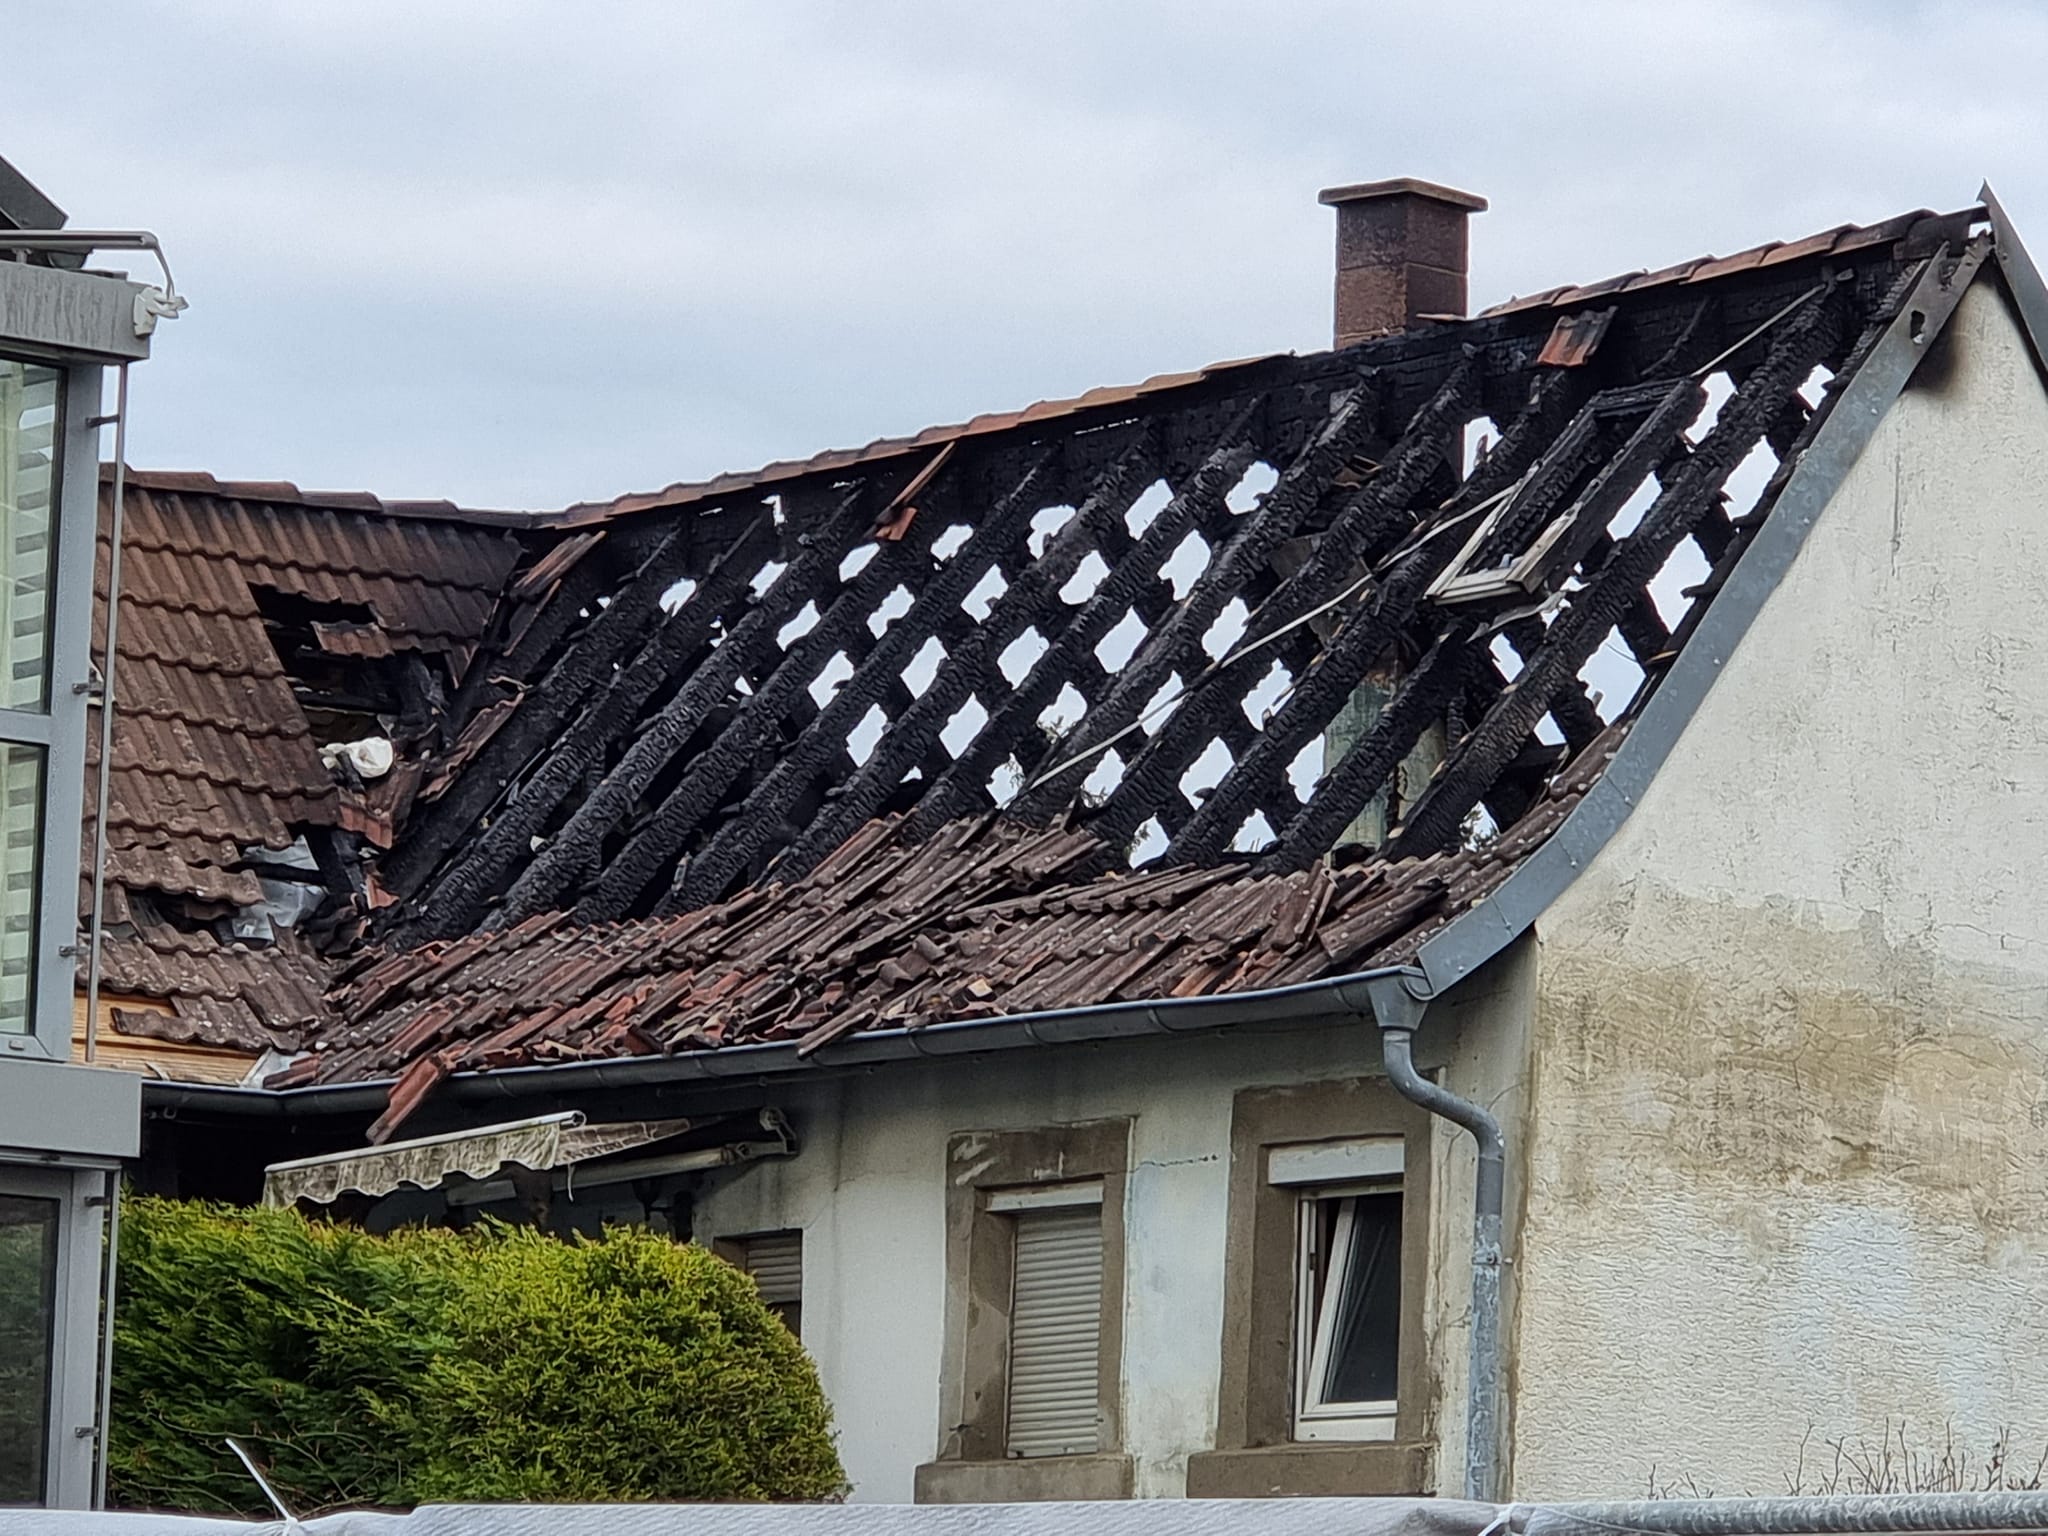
[83,362,130,1063]
[1366,970,1506,1504]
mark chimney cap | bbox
[1318,177,1487,213]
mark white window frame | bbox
[1284,1139,1404,1444]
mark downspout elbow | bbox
[1365,969,1507,1506]
[1379,1023,1505,1214]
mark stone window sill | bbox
[1185,1441,1433,1498]
[914,1453,1135,1504]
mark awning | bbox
[261,1111,695,1208]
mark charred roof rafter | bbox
[368,223,1958,974]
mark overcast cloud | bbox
[8,1,2045,510]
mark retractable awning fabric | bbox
[261,1111,693,1208]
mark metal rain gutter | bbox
[141,962,1411,1118]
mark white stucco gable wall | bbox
[1511,274,2048,1497]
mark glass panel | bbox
[1320,1191,1402,1404]
[0,359,57,713]
[0,1194,59,1505]
[0,744,41,1034]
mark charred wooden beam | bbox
[444,529,624,745]
[400,496,812,942]
[1009,383,1384,826]
[1502,618,1603,751]
[1166,370,1586,865]
[1092,364,1477,846]
[1259,633,1477,871]
[438,483,874,931]
[1573,530,1672,668]
[378,512,771,925]
[574,448,1070,921]
[670,439,1165,907]
[495,484,926,927]
[1385,290,1849,857]
[1652,270,1912,677]
[902,405,1265,839]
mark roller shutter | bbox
[736,1230,802,1337]
[1005,1204,1102,1458]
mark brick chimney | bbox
[1319,177,1487,347]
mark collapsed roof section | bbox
[88,474,519,1064]
[377,207,1975,959]
[285,732,1614,1117]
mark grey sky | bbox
[10,1,2045,511]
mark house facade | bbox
[696,255,2048,1502]
[88,179,2048,1505]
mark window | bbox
[726,1229,803,1337]
[1279,1139,1411,1444]
[0,358,56,1040]
[1281,1139,1404,1441]
[1190,1082,1431,1499]
[993,1184,1103,1459]
[1424,379,1699,610]
[0,359,57,713]
[0,1192,60,1504]
[918,1121,1131,1503]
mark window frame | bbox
[1292,1179,1404,1441]
[0,1159,114,1508]
[916,1119,1132,1503]
[0,351,98,1061]
[1190,1078,1434,1499]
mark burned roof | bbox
[284,203,1981,1122]
[284,730,1612,1125]
[91,474,520,1055]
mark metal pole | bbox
[1368,973,1507,1504]
[83,361,128,1063]
[92,1168,121,1509]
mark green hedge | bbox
[109,1197,845,1513]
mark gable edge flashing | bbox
[1410,240,1989,999]
[1981,183,2048,388]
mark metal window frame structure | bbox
[0,221,163,1512]
[0,1157,117,1508]
[0,245,155,1063]
[0,350,97,1061]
